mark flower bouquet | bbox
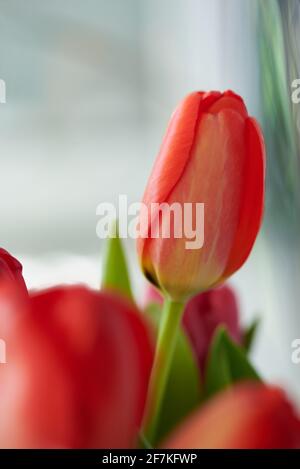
[1,90,300,450]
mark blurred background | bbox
[0,0,300,399]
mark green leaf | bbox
[243,318,260,353]
[204,326,261,400]
[101,221,134,302]
[145,303,201,444]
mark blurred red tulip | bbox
[137,90,265,301]
[0,285,153,448]
[143,284,163,308]
[183,285,241,375]
[0,248,27,293]
[165,383,300,449]
[144,283,241,377]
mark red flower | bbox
[165,383,300,449]
[143,284,163,308]
[144,283,241,377]
[0,285,153,448]
[137,91,265,301]
[0,248,27,293]
[183,285,241,375]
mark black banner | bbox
[0,449,297,467]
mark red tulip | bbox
[0,284,153,448]
[144,283,241,376]
[183,285,241,375]
[165,383,300,449]
[137,90,265,301]
[143,284,163,308]
[0,248,27,293]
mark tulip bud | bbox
[137,91,265,301]
[0,248,27,293]
[183,285,241,375]
[0,285,153,448]
[165,383,300,448]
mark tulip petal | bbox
[208,93,248,118]
[183,285,241,374]
[222,117,266,279]
[0,286,153,448]
[138,92,221,254]
[164,383,300,449]
[0,248,27,294]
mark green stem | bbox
[142,297,185,445]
